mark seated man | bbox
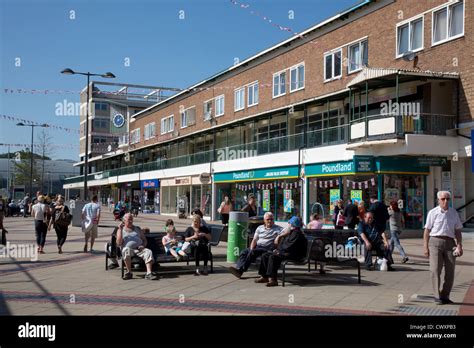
[358,211,394,271]
[116,213,158,280]
[256,216,308,287]
[228,212,282,279]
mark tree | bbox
[37,129,54,193]
[13,150,41,192]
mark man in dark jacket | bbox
[343,199,359,229]
[369,195,390,233]
[256,216,308,287]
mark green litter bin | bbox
[227,212,248,263]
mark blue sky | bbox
[1,0,359,160]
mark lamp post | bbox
[16,123,49,197]
[61,68,116,200]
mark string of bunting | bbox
[235,181,302,191]
[0,143,79,149]
[312,178,376,189]
[2,88,170,96]
[0,114,80,134]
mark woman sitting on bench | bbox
[185,215,211,276]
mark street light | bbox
[61,68,116,200]
[16,123,49,197]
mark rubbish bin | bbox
[227,212,248,263]
[68,199,85,228]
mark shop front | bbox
[141,179,160,214]
[306,156,428,229]
[214,166,302,222]
[160,175,211,217]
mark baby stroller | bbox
[177,196,187,219]
[113,206,126,221]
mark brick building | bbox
[65,0,473,227]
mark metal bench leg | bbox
[307,261,311,273]
[121,258,125,278]
[105,254,108,271]
[282,264,286,287]
[357,261,361,284]
[210,252,213,273]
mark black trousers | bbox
[364,238,393,267]
[236,247,268,272]
[194,243,209,267]
[35,220,47,247]
[258,252,286,279]
[54,225,68,247]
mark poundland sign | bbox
[214,166,298,183]
[321,162,353,174]
[306,156,374,177]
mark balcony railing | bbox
[349,113,456,142]
[64,113,456,185]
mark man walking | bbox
[82,195,101,252]
[343,199,360,229]
[424,191,463,305]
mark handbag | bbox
[336,212,345,226]
[55,206,72,227]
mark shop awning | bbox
[347,67,459,89]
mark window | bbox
[324,49,342,81]
[348,40,368,73]
[93,119,109,129]
[181,107,196,128]
[94,103,108,111]
[433,1,464,45]
[215,95,224,116]
[290,63,305,92]
[203,100,213,121]
[397,17,423,57]
[161,115,174,134]
[247,82,259,107]
[273,71,286,97]
[234,87,245,111]
[144,122,156,140]
[130,128,141,144]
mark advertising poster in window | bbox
[350,190,363,204]
[283,189,292,213]
[329,189,340,216]
[384,188,400,206]
[406,188,423,216]
[262,190,270,211]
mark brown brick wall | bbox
[132,0,472,150]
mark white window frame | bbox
[203,99,213,121]
[215,95,225,117]
[290,63,305,93]
[130,128,140,144]
[396,15,424,58]
[181,106,196,128]
[144,122,156,140]
[234,87,245,111]
[160,115,174,135]
[272,69,287,98]
[432,0,464,47]
[247,81,259,107]
[347,40,368,74]
[323,49,342,82]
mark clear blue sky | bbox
[1,0,359,160]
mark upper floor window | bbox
[161,115,174,134]
[130,128,140,144]
[94,102,108,111]
[273,70,286,98]
[203,100,213,121]
[324,49,342,81]
[397,17,423,57]
[234,87,245,111]
[290,63,305,92]
[180,107,196,128]
[348,40,368,73]
[247,82,259,107]
[215,95,225,116]
[144,122,156,140]
[433,1,464,46]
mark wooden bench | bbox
[105,225,225,278]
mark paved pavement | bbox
[0,210,473,316]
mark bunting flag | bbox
[336,179,339,186]
[365,181,369,189]
[1,114,80,134]
[352,182,356,189]
[329,180,333,188]
[384,176,389,185]
[0,143,78,149]
[371,178,376,187]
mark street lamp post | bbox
[16,123,49,197]
[60,68,115,200]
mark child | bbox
[142,227,151,235]
[307,213,324,229]
[162,219,186,260]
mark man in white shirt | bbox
[82,195,101,253]
[424,191,463,305]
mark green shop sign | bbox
[306,156,374,177]
[214,166,298,183]
[376,157,430,174]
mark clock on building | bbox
[113,114,125,128]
